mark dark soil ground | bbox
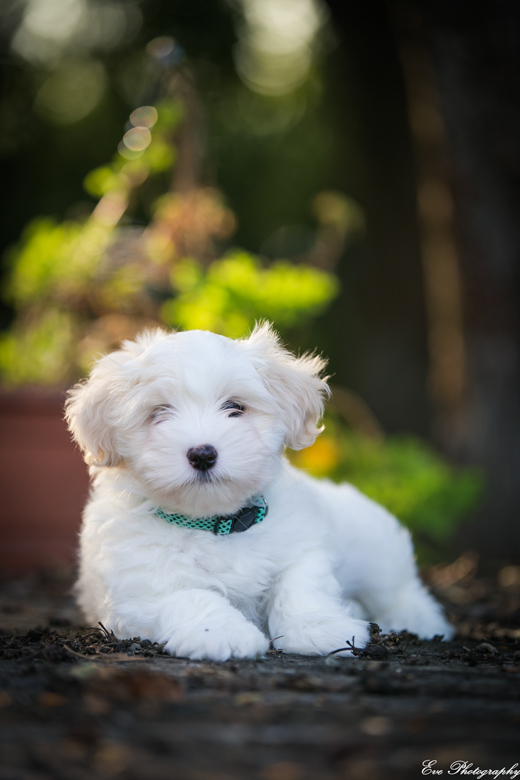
[1,554,519,780]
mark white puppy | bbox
[66,324,453,660]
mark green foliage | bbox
[162,253,339,337]
[6,218,111,306]
[290,421,483,562]
[0,97,341,385]
[0,309,75,386]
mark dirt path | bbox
[0,564,519,780]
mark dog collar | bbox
[154,495,268,535]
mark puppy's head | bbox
[65,323,329,516]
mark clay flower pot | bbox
[0,389,89,576]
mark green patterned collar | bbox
[154,495,268,536]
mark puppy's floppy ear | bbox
[65,356,125,467]
[65,327,169,467]
[244,322,330,450]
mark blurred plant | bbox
[163,253,338,337]
[0,75,341,384]
[290,414,482,563]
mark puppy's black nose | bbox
[187,444,218,471]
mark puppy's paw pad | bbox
[273,616,370,657]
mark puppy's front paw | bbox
[272,614,370,656]
[164,619,270,661]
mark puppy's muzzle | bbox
[187,444,218,471]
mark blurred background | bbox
[0,0,519,574]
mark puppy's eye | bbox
[221,401,245,418]
[151,404,174,422]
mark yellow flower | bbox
[291,436,340,475]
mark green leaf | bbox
[162,252,340,336]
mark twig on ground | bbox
[327,636,361,658]
[98,622,115,639]
[268,635,284,654]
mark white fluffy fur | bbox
[66,324,453,661]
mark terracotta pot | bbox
[0,389,89,575]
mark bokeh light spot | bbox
[122,126,152,152]
[34,59,106,124]
[235,0,326,95]
[23,0,86,44]
[130,106,158,128]
[11,0,142,66]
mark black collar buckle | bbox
[212,502,268,535]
